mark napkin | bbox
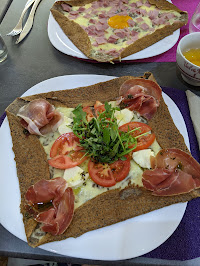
[186,90,200,149]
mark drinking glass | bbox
[189,2,200,33]
[0,34,8,63]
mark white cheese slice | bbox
[63,166,89,188]
[58,117,73,135]
[132,149,155,169]
[114,108,134,126]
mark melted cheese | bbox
[62,0,182,55]
[39,106,161,210]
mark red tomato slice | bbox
[119,122,155,152]
[82,106,94,122]
[88,158,130,187]
[94,101,105,117]
[48,151,87,169]
[49,133,87,169]
[50,132,82,158]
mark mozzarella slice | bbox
[63,166,89,188]
[58,117,73,135]
[132,149,155,169]
[114,108,134,126]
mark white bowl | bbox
[176,32,200,86]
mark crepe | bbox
[50,0,188,62]
[6,72,200,247]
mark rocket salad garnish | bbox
[72,102,139,164]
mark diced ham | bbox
[106,49,120,57]
[95,23,105,31]
[152,17,165,26]
[140,23,149,31]
[99,17,107,24]
[85,25,96,36]
[83,13,91,19]
[136,1,143,7]
[142,149,200,196]
[78,7,85,12]
[17,99,63,136]
[131,30,138,37]
[129,7,137,13]
[126,39,134,45]
[144,1,151,7]
[92,1,100,9]
[108,35,119,43]
[89,18,96,24]
[165,13,176,20]
[148,10,159,20]
[128,19,135,27]
[96,36,107,45]
[99,13,107,19]
[130,2,136,7]
[139,9,147,16]
[114,29,126,38]
[136,17,143,23]
[61,3,71,12]
[69,10,79,16]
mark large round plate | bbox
[48,0,180,61]
[0,75,189,260]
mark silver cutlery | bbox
[16,0,42,44]
[7,0,35,36]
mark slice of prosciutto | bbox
[119,78,162,120]
[142,149,200,196]
[17,99,63,136]
[25,177,74,235]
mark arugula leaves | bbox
[72,102,138,164]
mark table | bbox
[0,0,200,265]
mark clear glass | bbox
[0,34,8,63]
[189,2,200,33]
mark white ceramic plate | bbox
[0,75,189,260]
[47,0,180,61]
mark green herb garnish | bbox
[72,102,138,164]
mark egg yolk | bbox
[183,48,200,67]
[108,15,133,29]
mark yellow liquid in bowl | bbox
[183,48,200,67]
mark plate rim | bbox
[0,74,188,260]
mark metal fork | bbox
[7,0,35,36]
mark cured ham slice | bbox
[119,78,162,120]
[17,99,63,135]
[25,177,74,235]
[142,149,200,196]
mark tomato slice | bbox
[48,151,87,169]
[88,158,130,187]
[94,101,105,117]
[50,132,82,158]
[119,122,155,152]
[49,133,87,169]
[82,106,94,122]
